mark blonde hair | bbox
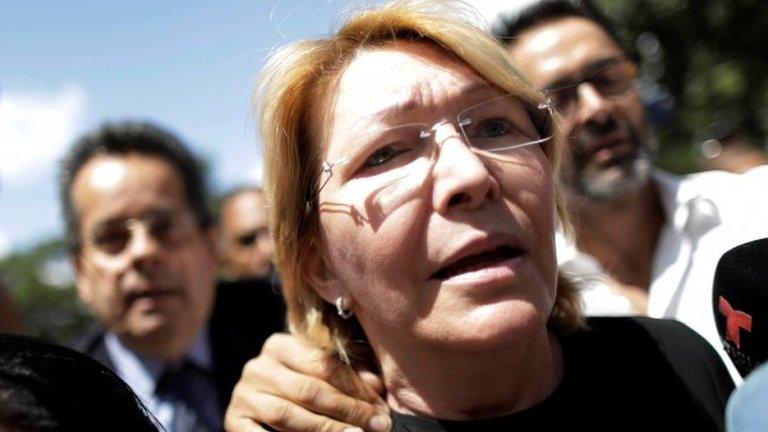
[256,0,583,365]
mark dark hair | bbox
[491,0,637,61]
[0,333,159,431]
[59,120,214,254]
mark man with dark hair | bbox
[62,121,284,432]
[218,186,274,281]
[488,0,768,379]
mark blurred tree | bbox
[0,238,94,344]
[597,0,768,173]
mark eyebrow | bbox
[364,81,495,123]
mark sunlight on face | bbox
[308,41,558,356]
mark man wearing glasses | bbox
[494,0,768,379]
[218,187,274,281]
[62,121,283,431]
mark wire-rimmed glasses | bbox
[310,93,554,210]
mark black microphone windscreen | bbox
[713,238,768,377]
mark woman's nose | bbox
[431,126,500,214]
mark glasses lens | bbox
[458,94,551,153]
[589,60,638,96]
[87,212,193,256]
[321,123,433,192]
[90,227,131,255]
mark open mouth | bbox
[432,246,525,280]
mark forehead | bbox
[338,42,480,112]
[222,191,267,230]
[315,41,490,149]
[508,16,625,88]
[72,153,187,225]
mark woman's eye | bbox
[473,118,513,138]
[363,144,411,169]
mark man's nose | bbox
[573,82,612,126]
[126,221,163,265]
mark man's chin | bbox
[576,162,650,201]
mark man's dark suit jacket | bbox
[74,278,286,414]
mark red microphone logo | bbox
[718,296,752,349]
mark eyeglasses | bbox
[311,93,553,211]
[83,210,197,256]
[543,57,638,117]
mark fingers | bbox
[357,370,385,397]
[261,334,383,404]
[270,366,388,429]
[225,333,391,432]
[227,390,368,432]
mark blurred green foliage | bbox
[597,0,768,173]
[0,239,94,344]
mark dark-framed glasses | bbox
[311,93,554,207]
[83,210,197,256]
[543,56,638,117]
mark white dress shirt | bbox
[557,166,768,383]
[105,329,214,431]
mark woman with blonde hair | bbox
[226,1,733,431]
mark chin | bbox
[420,301,551,352]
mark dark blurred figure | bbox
[0,332,159,431]
[218,187,274,280]
[60,121,284,432]
[700,119,768,173]
[0,281,24,334]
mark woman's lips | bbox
[432,245,525,281]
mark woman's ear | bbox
[301,239,347,305]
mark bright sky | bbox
[0,0,377,256]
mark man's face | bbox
[219,190,273,279]
[72,153,217,361]
[508,16,653,200]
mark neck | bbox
[568,179,665,291]
[374,328,562,420]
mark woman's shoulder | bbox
[574,316,721,357]
[561,316,734,430]
[566,316,732,383]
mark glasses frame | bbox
[543,56,639,117]
[306,94,555,212]
[82,210,198,257]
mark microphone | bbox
[713,237,768,377]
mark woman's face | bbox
[308,41,558,352]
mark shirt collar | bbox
[653,169,721,238]
[104,327,213,396]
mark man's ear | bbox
[72,253,93,306]
[301,239,346,305]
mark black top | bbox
[391,317,734,432]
